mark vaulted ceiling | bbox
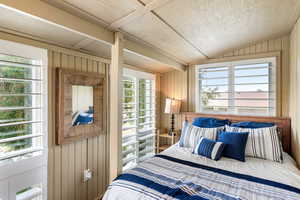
[45,0,300,65]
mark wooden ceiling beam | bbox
[124,39,185,71]
[109,0,172,30]
[0,0,186,71]
[73,38,94,49]
[0,0,114,44]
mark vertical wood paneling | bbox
[67,55,76,200]
[47,50,54,200]
[290,19,300,167]
[74,56,82,200]
[188,66,196,112]
[60,53,69,200]
[234,49,239,56]
[282,36,290,116]
[80,57,88,200]
[159,70,187,136]
[262,41,268,52]
[295,20,300,168]
[250,44,256,54]
[53,52,62,200]
[155,74,161,131]
[48,50,109,200]
[87,59,96,200]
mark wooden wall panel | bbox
[48,50,109,200]
[289,20,300,166]
[187,65,196,112]
[160,70,187,134]
[155,74,161,131]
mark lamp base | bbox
[169,113,175,136]
[168,129,176,136]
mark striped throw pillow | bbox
[179,121,220,148]
[193,137,226,161]
[225,125,282,162]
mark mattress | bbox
[103,144,300,200]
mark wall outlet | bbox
[83,169,92,182]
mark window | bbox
[196,57,276,116]
[122,68,155,171]
[0,39,47,200]
[0,54,44,162]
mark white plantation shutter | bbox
[196,57,276,116]
[122,69,155,171]
[137,79,155,161]
[122,76,138,169]
[0,54,45,162]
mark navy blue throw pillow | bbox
[192,117,230,128]
[193,137,226,161]
[230,121,274,129]
[217,131,249,162]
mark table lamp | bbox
[164,98,181,136]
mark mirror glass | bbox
[72,85,94,126]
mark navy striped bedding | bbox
[105,153,300,200]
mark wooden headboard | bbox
[181,112,291,155]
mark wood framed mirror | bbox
[55,68,106,145]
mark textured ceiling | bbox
[121,12,205,63]
[44,0,300,65]
[153,0,300,57]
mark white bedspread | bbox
[103,144,300,200]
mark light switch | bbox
[83,169,92,182]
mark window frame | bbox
[195,57,277,116]
[0,39,48,199]
[122,68,156,171]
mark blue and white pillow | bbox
[193,137,226,161]
[225,125,282,162]
[179,121,221,148]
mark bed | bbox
[103,113,300,200]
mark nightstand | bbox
[156,129,180,153]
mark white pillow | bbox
[179,121,220,148]
[225,125,282,162]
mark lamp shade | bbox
[164,98,181,114]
